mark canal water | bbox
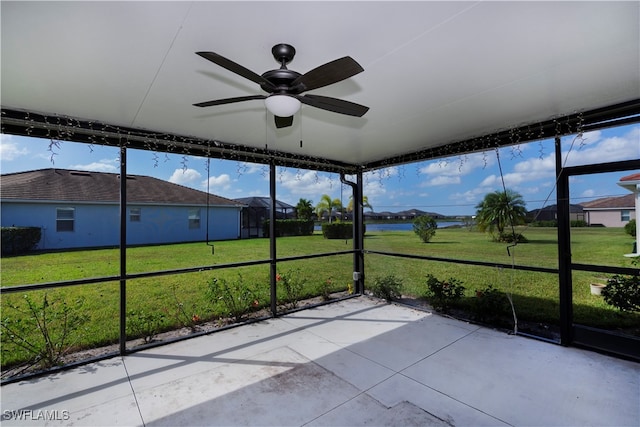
[315,221,465,232]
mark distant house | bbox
[581,193,635,227]
[527,204,585,222]
[233,197,295,238]
[1,168,244,250]
[617,173,639,252]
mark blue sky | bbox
[1,124,638,216]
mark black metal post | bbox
[556,137,573,345]
[119,145,127,355]
[269,161,277,316]
[355,171,365,294]
[340,172,365,294]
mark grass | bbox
[1,227,638,369]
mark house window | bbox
[56,207,75,232]
[130,208,141,222]
[621,210,630,221]
[188,208,200,229]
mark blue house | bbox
[1,168,244,250]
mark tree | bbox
[332,198,344,220]
[315,194,342,223]
[413,215,438,243]
[295,198,313,220]
[475,189,527,240]
[346,195,373,213]
[624,219,636,237]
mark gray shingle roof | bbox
[580,194,635,210]
[1,168,243,207]
[233,196,294,210]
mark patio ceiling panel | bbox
[1,1,639,169]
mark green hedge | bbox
[262,219,314,237]
[530,220,588,228]
[321,222,359,239]
[1,227,41,255]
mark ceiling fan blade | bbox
[196,51,276,90]
[292,57,364,92]
[193,95,266,108]
[274,115,294,128]
[299,94,369,117]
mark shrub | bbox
[624,219,636,237]
[1,293,89,369]
[530,220,586,228]
[316,278,334,301]
[277,269,305,309]
[1,227,41,255]
[472,285,509,323]
[166,284,200,332]
[263,219,314,237]
[601,274,640,312]
[207,274,257,322]
[322,222,353,239]
[425,274,465,312]
[530,220,557,227]
[492,232,528,243]
[413,215,437,243]
[369,275,403,301]
[127,309,166,343]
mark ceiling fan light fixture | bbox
[264,95,301,117]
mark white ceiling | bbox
[2,1,639,167]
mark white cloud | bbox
[276,169,337,201]
[0,137,29,161]
[563,127,639,166]
[169,168,201,186]
[69,158,118,173]
[419,152,494,185]
[203,174,232,192]
[367,166,399,180]
[362,180,387,207]
[235,162,266,175]
[426,175,460,186]
[448,126,639,211]
[512,154,555,175]
[581,189,595,198]
[450,186,488,204]
[271,168,398,208]
[475,151,555,194]
[479,175,497,187]
[360,167,402,207]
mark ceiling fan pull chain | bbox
[300,111,303,148]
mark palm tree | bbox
[295,198,313,220]
[314,194,333,223]
[475,189,527,236]
[332,198,344,220]
[315,194,344,223]
[346,195,373,213]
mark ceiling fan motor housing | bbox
[271,43,296,65]
[261,44,302,94]
[260,69,302,94]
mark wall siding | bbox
[1,202,240,250]
[585,209,636,228]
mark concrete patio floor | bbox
[1,296,638,426]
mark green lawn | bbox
[1,226,638,369]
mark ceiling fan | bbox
[193,44,369,128]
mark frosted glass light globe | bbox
[264,95,301,117]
